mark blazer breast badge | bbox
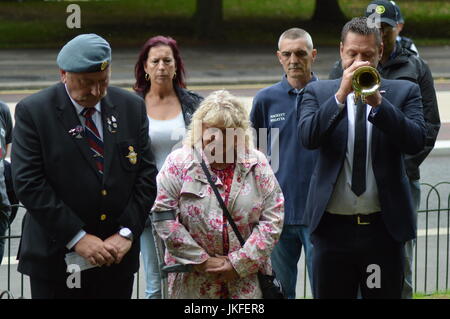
[68,125,84,139]
[126,146,138,165]
[106,115,118,133]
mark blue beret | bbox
[57,34,111,73]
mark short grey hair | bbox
[341,17,382,47]
[278,28,314,51]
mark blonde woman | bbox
[151,90,284,299]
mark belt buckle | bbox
[357,215,370,225]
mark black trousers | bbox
[311,212,405,299]
[30,268,134,299]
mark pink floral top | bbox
[151,146,285,299]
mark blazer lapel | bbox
[378,79,390,96]
[371,80,389,159]
[55,83,102,180]
[100,93,117,179]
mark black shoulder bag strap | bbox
[195,150,285,299]
[195,150,246,247]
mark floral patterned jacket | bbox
[151,146,284,299]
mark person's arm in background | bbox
[249,94,263,150]
[0,101,15,224]
[328,59,344,80]
[5,107,12,158]
[404,59,440,180]
[0,101,12,262]
[0,101,12,158]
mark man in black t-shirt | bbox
[0,100,13,265]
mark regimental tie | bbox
[81,107,104,175]
[351,99,367,196]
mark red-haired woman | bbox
[133,35,203,299]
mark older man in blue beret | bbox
[11,34,158,299]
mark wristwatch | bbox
[119,227,133,241]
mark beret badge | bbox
[101,60,109,71]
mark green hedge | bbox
[0,0,448,48]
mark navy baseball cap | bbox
[391,1,405,23]
[365,0,398,27]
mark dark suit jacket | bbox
[299,78,426,243]
[12,82,158,281]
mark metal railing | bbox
[414,182,450,295]
[2,182,450,299]
[0,204,142,299]
[296,182,450,298]
[0,226,142,299]
[0,204,25,299]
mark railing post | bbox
[446,197,450,292]
[7,223,11,294]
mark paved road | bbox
[1,45,450,90]
[2,85,450,148]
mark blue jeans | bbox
[270,224,313,299]
[140,222,162,299]
[403,179,421,299]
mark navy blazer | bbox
[299,78,426,243]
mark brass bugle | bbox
[352,66,381,104]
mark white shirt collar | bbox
[64,84,102,115]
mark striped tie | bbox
[81,107,104,175]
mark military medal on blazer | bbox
[102,106,139,168]
[106,115,118,134]
[68,125,84,139]
[119,142,139,169]
[126,146,137,165]
[68,99,139,174]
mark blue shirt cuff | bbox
[66,230,87,250]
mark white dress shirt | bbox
[326,93,381,215]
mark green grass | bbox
[224,0,315,19]
[414,291,450,299]
[0,0,448,48]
